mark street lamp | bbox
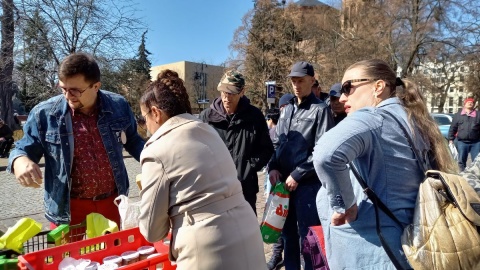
[195,62,210,110]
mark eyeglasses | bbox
[341,79,378,96]
[221,91,240,97]
[138,110,151,123]
[59,84,93,97]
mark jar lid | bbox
[103,255,122,264]
[146,253,162,259]
[85,261,100,270]
[137,246,155,255]
[98,263,119,270]
[121,250,139,260]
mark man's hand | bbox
[269,170,281,186]
[13,156,43,188]
[0,137,5,142]
[449,140,454,145]
[285,175,298,192]
[331,204,358,226]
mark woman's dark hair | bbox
[140,69,192,117]
[58,52,100,84]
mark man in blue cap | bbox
[267,61,334,270]
[329,83,347,125]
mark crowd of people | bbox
[5,52,472,270]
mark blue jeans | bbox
[456,140,480,171]
[282,183,321,270]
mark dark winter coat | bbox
[448,111,480,142]
[0,123,13,139]
[199,96,274,194]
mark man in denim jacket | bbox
[7,53,145,227]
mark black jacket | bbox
[448,111,480,142]
[199,96,274,194]
[268,93,334,185]
[0,123,13,139]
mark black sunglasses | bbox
[341,79,378,96]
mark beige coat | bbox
[138,113,266,270]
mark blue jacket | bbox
[268,92,334,185]
[7,91,145,224]
[313,98,428,269]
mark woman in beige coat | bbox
[138,69,266,270]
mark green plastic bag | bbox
[260,182,290,244]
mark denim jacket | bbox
[7,91,145,224]
[313,97,428,269]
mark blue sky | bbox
[137,1,255,67]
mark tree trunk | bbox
[0,0,15,127]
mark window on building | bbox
[460,66,465,72]
[449,97,454,107]
[458,96,463,106]
[460,75,464,82]
[449,87,454,93]
[449,108,454,113]
[459,86,464,92]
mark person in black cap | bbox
[278,93,294,110]
[329,83,347,125]
[267,61,334,270]
[199,70,274,215]
[263,108,280,197]
[312,79,330,104]
[0,118,14,158]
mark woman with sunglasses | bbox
[312,59,456,269]
[137,69,266,269]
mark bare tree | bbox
[0,0,15,126]
[230,0,303,109]
[14,0,145,110]
[18,0,143,63]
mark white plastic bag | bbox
[449,143,459,161]
[260,182,290,243]
[114,195,141,230]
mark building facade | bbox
[150,61,225,114]
[414,61,471,113]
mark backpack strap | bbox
[381,110,429,172]
[348,109,426,270]
[349,163,407,270]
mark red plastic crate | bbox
[17,227,176,270]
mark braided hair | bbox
[140,69,192,117]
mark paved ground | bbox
[0,154,281,268]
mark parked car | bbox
[431,113,453,139]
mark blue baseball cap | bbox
[279,93,294,107]
[329,83,342,98]
[288,61,314,77]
